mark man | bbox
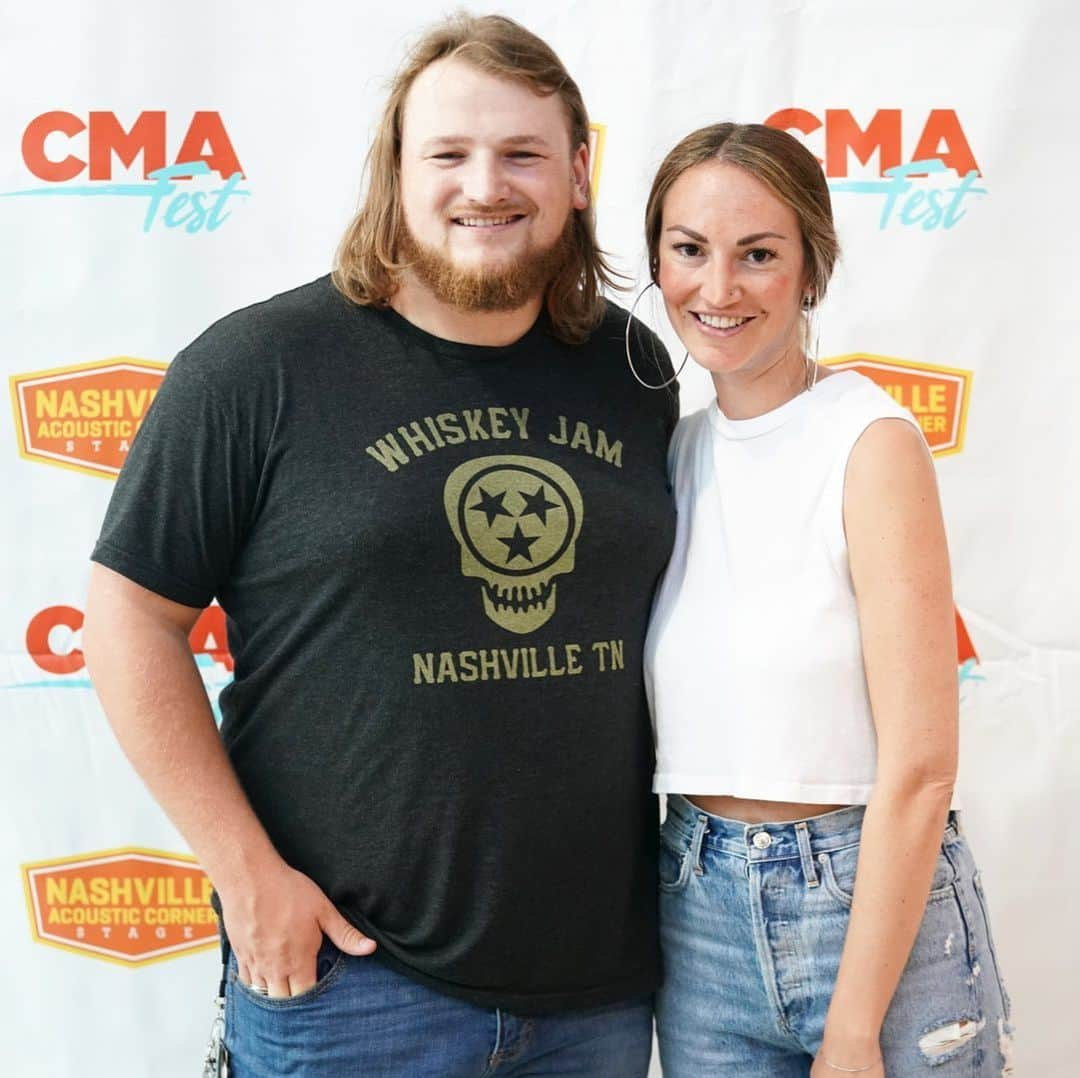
[85,14,677,1076]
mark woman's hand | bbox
[812,1026,883,1078]
[811,1053,884,1077]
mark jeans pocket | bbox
[818,843,957,908]
[658,830,692,894]
[817,846,857,907]
[228,937,348,1010]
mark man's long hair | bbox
[331,13,620,345]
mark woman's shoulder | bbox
[670,405,711,453]
[665,406,711,482]
[808,371,923,460]
[838,373,936,516]
[816,369,918,425]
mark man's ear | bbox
[572,141,590,210]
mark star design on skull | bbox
[518,483,561,526]
[497,522,541,564]
[468,485,513,528]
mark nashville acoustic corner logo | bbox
[10,357,167,479]
[765,108,985,230]
[22,849,218,966]
[1,110,249,233]
[823,354,972,457]
[445,455,584,634]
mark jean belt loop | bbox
[795,821,819,887]
[690,813,709,877]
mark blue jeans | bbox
[656,795,1013,1077]
[223,941,652,1076]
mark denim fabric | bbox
[223,941,652,1077]
[656,795,1013,1076]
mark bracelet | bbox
[821,1056,882,1073]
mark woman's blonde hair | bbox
[332,13,619,345]
[644,123,839,308]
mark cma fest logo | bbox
[6,604,233,722]
[764,109,985,231]
[0,111,249,233]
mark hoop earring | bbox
[624,281,689,391]
[803,296,820,391]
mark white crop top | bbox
[644,371,922,804]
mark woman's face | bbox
[657,161,809,382]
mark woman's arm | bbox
[813,417,958,1076]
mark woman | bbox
[640,124,1012,1076]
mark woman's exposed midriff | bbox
[684,794,851,824]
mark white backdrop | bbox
[2,1,1077,1074]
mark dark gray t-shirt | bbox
[92,276,678,1013]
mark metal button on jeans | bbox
[752,831,772,850]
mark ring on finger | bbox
[249,983,269,996]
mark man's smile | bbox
[452,213,527,228]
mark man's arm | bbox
[84,564,375,997]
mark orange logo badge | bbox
[22,849,218,966]
[824,354,972,456]
[10,357,166,478]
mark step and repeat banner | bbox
[2,1,1076,1074]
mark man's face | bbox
[397,57,590,311]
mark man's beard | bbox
[399,212,575,313]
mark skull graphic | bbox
[444,455,584,634]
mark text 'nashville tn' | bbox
[413,640,625,685]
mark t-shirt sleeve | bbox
[90,345,261,609]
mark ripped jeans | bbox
[656,796,1013,1076]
